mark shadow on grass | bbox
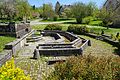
[63,21,78,24]
[114,47,120,56]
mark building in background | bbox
[104,0,120,27]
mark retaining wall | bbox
[5,30,34,56]
[38,40,90,56]
[0,50,12,66]
[40,30,78,42]
[39,48,83,56]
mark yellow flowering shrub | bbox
[0,58,31,80]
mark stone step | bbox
[73,40,82,47]
[47,60,66,65]
[27,38,42,42]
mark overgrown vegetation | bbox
[0,36,15,52]
[47,55,120,80]
[0,58,31,80]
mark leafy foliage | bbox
[67,25,90,34]
[44,24,62,30]
[82,16,95,24]
[96,8,114,27]
[43,4,55,20]
[64,8,73,19]
[47,55,120,80]
[0,0,31,21]
[71,2,96,23]
[0,58,31,80]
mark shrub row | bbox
[47,55,120,80]
[0,58,31,80]
[67,25,90,34]
[44,24,62,30]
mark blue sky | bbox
[28,0,106,8]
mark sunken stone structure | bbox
[0,30,90,65]
[0,22,31,38]
[32,30,91,58]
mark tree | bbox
[71,2,96,23]
[71,2,87,23]
[0,0,31,21]
[60,12,67,18]
[71,2,93,23]
[86,2,97,17]
[97,8,114,28]
[55,1,60,15]
[64,8,73,19]
[16,0,31,21]
[0,0,16,20]
[43,3,55,20]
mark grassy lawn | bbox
[87,25,120,35]
[0,36,15,52]
[32,24,70,31]
[79,35,119,57]
[32,25,47,30]
[32,23,120,36]
[40,18,75,22]
[89,21,103,26]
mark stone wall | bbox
[39,48,82,56]
[40,30,78,42]
[38,40,90,56]
[5,30,34,56]
[0,50,12,66]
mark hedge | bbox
[44,24,62,30]
[67,25,90,34]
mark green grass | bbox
[32,23,120,36]
[40,18,75,22]
[89,21,103,26]
[32,24,70,31]
[0,36,15,52]
[87,25,120,35]
[79,35,118,57]
[32,25,47,30]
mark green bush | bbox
[53,15,59,21]
[47,55,120,80]
[44,24,62,30]
[0,58,31,80]
[67,25,90,34]
[76,17,82,23]
[82,16,95,24]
